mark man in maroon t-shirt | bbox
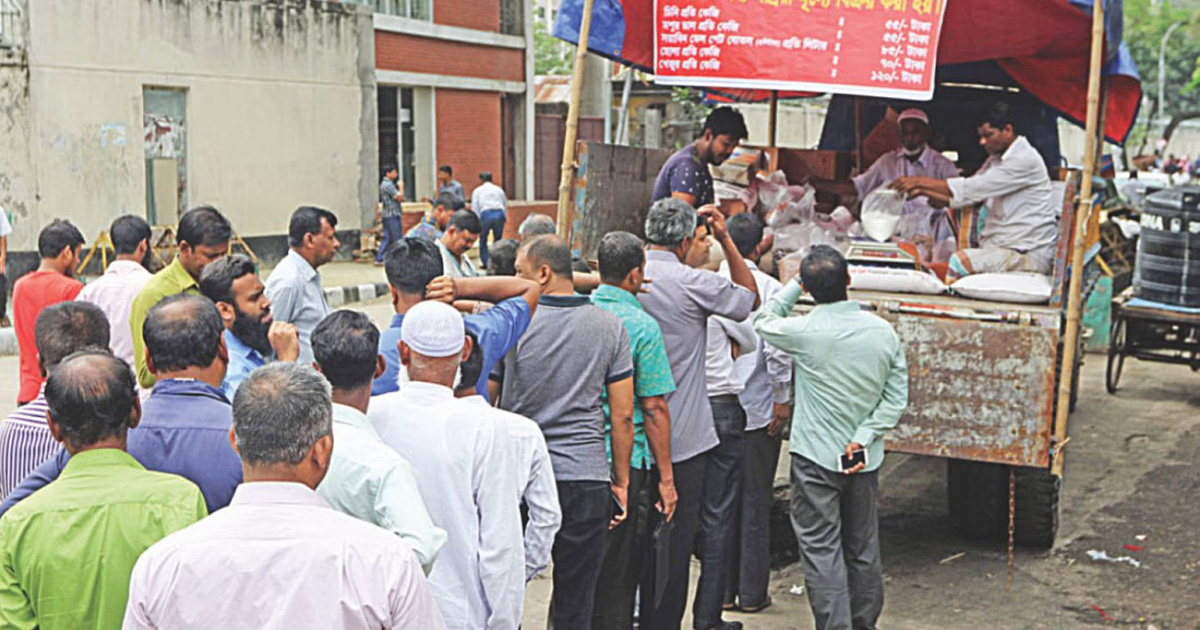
[13,219,85,404]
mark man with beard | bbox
[200,254,300,398]
[652,107,748,208]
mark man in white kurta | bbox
[370,302,524,630]
[124,363,444,630]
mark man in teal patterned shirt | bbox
[590,231,678,630]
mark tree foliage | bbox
[1125,0,1200,117]
[534,19,573,76]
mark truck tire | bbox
[947,460,1059,549]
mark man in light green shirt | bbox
[311,311,447,573]
[753,245,907,630]
[130,206,231,388]
[0,350,206,630]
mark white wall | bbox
[4,0,376,251]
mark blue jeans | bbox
[479,209,506,269]
[376,215,403,262]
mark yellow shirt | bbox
[129,258,199,388]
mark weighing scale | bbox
[846,239,921,269]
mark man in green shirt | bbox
[0,350,206,630]
[753,245,908,630]
[590,231,677,630]
[130,206,232,388]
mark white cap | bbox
[401,301,465,358]
[897,108,929,126]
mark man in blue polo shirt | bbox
[0,295,243,516]
[371,237,539,401]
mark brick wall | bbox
[437,90,503,193]
[434,0,499,32]
[375,31,523,82]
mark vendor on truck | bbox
[652,106,749,208]
[892,101,1057,280]
[811,108,960,263]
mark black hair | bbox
[520,235,574,279]
[144,294,225,372]
[800,245,849,304]
[488,239,519,276]
[439,165,453,176]
[35,302,110,372]
[435,192,466,212]
[382,163,398,175]
[199,253,257,306]
[37,219,85,259]
[110,215,152,256]
[447,210,482,235]
[312,311,381,390]
[384,237,444,295]
[479,172,493,182]
[727,214,764,258]
[597,231,645,285]
[177,206,232,248]
[288,206,338,248]
[45,350,137,450]
[456,331,483,394]
[703,106,749,142]
[982,101,1017,133]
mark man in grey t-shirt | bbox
[493,235,635,630]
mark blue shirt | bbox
[221,329,266,400]
[0,379,243,515]
[652,145,714,207]
[264,250,332,364]
[371,297,531,401]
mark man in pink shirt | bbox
[12,220,85,404]
[77,215,154,368]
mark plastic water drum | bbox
[1133,186,1200,307]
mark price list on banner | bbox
[654,0,948,100]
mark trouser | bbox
[550,480,610,630]
[479,209,507,269]
[376,215,403,262]
[639,452,707,630]
[591,467,653,630]
[724,426,783,609]
[789,454,884,630]
[692,396,747,630]
[947,244,1054,280]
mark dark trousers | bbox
[0,270,6,319]
[790,454,884,630]
[479,209,506,268]
[692,396,747,629]
[376,215,403,262]
[551,480,611,630]
[725,427,783,608]
[639,452,707,630]
[592,467,652,630]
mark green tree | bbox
[1124,0,1200,150]
[534,19,573,76]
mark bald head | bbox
[45,350,139,451]
[144,294,225,373]
[517,235,574,281]
[518,214,557,240]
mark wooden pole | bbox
[768,90,779,148]
[1052,0,1104,477]
[555,0,597,240]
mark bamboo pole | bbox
[768,90,779,148]
[1052,0,1105,477]
[555,0,598,240]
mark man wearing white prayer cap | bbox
[812,107,960,263]
[368,301,525,630]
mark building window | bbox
[356,0,431,21]
[0,0,22,48]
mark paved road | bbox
[2,299,1196,629]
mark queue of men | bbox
[0,98,1075,630]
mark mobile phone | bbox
[610,491,625,519]
[839,449,867,472]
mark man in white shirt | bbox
[437,210,482,278]
[455,330,561,582]
[710,214,793,613]
[471,172,509,270]
[370,301,524,630]
[76,215,154,368]
[312,310,448,574]
[893,101,1057,279]
[124,362,444,630]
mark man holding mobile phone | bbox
[754,245,908,630]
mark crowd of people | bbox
[0,106,916,630]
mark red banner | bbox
[654,0,948,100]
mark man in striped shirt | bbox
[0,302,111,496]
